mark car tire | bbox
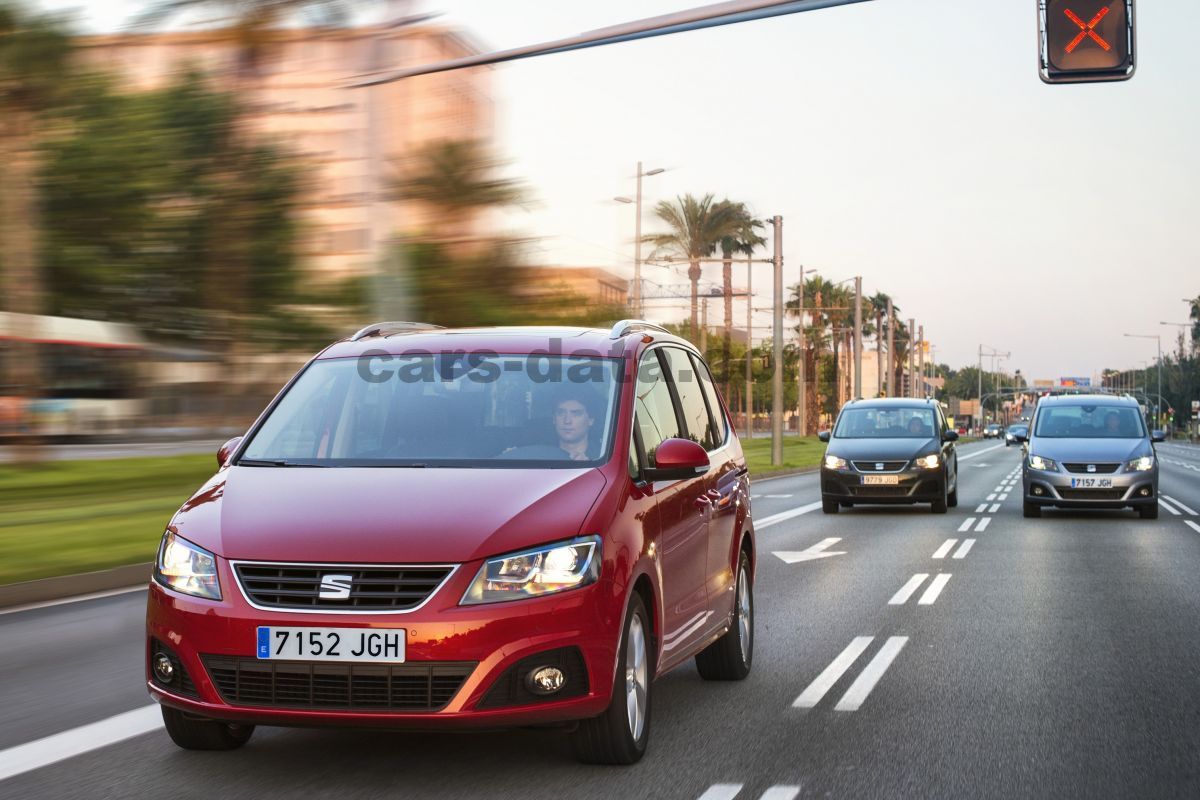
[840,501,855,508]
[695,550,753,682]
[161,707,254,751]
[1139,503,1159,520]
[931,481,948,514]
[571,594,652,765]
[947,481,958,508]
[1023,500,1042,518]
[822,498,839,515]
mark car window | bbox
[662,347,718,450]
[633,350,682,467]
[833,407,937,439]
[1033,404,1145,439]
[690,352,728,448]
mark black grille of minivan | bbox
[234,563,453,611]
[1063,463,1120,474]
[852,461,908,472]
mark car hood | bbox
[1027,438,1149,463]
[826,437,939,462]
[170,466,608,564]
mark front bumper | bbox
[1022,466,1157,508]
[145,564,623,729]
[821,465,945,504]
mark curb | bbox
[0,563,152,610]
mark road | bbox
[3,440,1200,798]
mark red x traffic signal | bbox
[1039,0,1135,83]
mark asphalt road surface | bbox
[4,440,1200,799]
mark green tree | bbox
[644,194,743,343]
[1190,295,1200,349]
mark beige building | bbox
[77,20,493,282]
[529,267,631,308]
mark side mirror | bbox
[217,436,243,467]
[643,438,710,482]
[943,430,959,442]
[817,431,831,443]
[1151,430,1166,443]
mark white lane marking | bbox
[998,493,1009,501]
[698,785,745,800]
[757,501,823,530]
[0,704,162,782]
[932,539,957,559]
[918,573,952,605]
[750,494,761,499]
[793,636,874,708]
[975,503,988,513]
[834,636,909,711]
[763,494,794,499]
[957,517,976,532]
[953,539,976,559]
[959,444,1004,461]
[1186,521,1200,534]
[989,503,1000,513]
[976,517,992,532]
[773,537,846,564]
[760,787,801,800]
[1162,495,1197,516]
[1158,499,1181,516]
[889,574,929,605]
[986,494,996,501]
[0,584,146,617]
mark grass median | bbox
[0,455,214,586]
[742,435,824,476]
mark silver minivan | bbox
[1016,394,1164,519]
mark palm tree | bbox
[390,138,526,240]
[716,203,765,399]
[788,275,850,432]
[644,194,742,342]
[0,3,72,459]
[1190,295,1200,350]
[868,291,898,395]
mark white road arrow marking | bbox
[773,537,846,564]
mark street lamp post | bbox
[886,298,894,398]
[1124,333,1162,427]
[853,276,862,400]
[614,161,663,318]
[769,216,784,467]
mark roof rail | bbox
[609,319,670,339]
[349,321,444,342]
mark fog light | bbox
[526,666,566,695]
[1139,487,1152,497]
[153,652,175,683]
[1032,486,1045,496]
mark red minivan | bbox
[147,320,754,764]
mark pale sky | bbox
[40,0,1200,380]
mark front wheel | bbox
[822,498,839,514]
[1139,503,1159,520]
[571,595,652,765]
[695,551,753,681]
[161,707,254,751]
[947,481,958,508]
[1023,500,1042,518]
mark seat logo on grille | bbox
[318,574,353,600]
[1087,464,1096,473]
[876,463,884,470]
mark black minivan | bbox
[818,398,959,514]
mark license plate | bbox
[862,475,900,485]
[256,626,406,663]
[1069,478,1114,489]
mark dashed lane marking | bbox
[932,539,957,559]
[958,517,977,532]
[918,573,952,605]
[1162,495,1197,516]
[986,494,996,501]
[697,785,800,800]
[953,539,975,559]
[975,503,988,513]
[976,517,992,532]
[0,705,161,782]
[757,501,823,530]
[762,494,794,499]
[989,503,1000,513]
[998,493,1009,501]
[833,636,909,711]
[1186,521,1200,534]
[889,574,929,605]
[1159,499,1181,516]
[793,636,874,708]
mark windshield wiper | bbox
[237,458,322,467]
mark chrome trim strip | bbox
[229,559,460,616]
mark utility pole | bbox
[797,263,806,438]
[700,297,708,355]
[770,216,784,467]
[886,298,894,398]
[853,276,863,401]
[907,318,916,398]
[875,306,883,399]
[745,254,753,440]
[616,162,663,317]
[917,325,925,398]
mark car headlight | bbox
[460,536,600,605]
[824,455,848,470]
[1126,456,1155,472]
[1028,454,1057,471]
[155,531,221,600]
[916,454,940,469]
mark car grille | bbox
[202,656,475,711]
[1058,489,1125,500]
[233,563,454,611]
[852,461,908,473]
[1063,463,1120,474]
[850,485,910,497]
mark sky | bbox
[38,0,1200,380]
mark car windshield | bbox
[833,407,937,439]
[1033,404,1146,439]
[239,354,622,467]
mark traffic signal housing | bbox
[1039,0,1135,84]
